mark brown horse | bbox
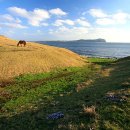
[17,40,26,47]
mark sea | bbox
[36,41,130,58]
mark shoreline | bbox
[81,55,119,59]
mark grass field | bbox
[0,56,129,130]
[0,35,85,81]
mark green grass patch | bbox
[88,57,117,66]
[0,57,130,130]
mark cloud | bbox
[76,19,91,27]
[96,18,115,25]
[88,27,130,42]
[0,14,21,23]
[8,7,28,17]
[8,7,67,26]
[49,8,67,16]
[96,12,130,25]
[53,18,91,27]
[112,12,130,24]
[53,19,75,26]
[0,22,27,29]
[41,23,48,26]
[8,7,50,26]
[0,14,27,29]
[49,26,89,40]
[88,9,107,18]
[88,9,130,25]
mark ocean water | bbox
[37,41,130,58]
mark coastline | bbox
[81,55,119,59]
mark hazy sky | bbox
[0,0,130,42]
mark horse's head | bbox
[17,40,26,47]
[23,40,26,46]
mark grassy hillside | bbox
[0,35,85,81]
[0,56,129,130]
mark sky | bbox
[0,0,130,42]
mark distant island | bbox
[76,38,106,42]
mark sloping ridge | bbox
[0,36,86,80]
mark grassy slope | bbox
[0,36,85,80]
[0,57,130,130]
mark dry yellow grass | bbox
[76,80,93,92]
[101,68,114,77]
[0,35,86,80]
[83,105,96,116]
